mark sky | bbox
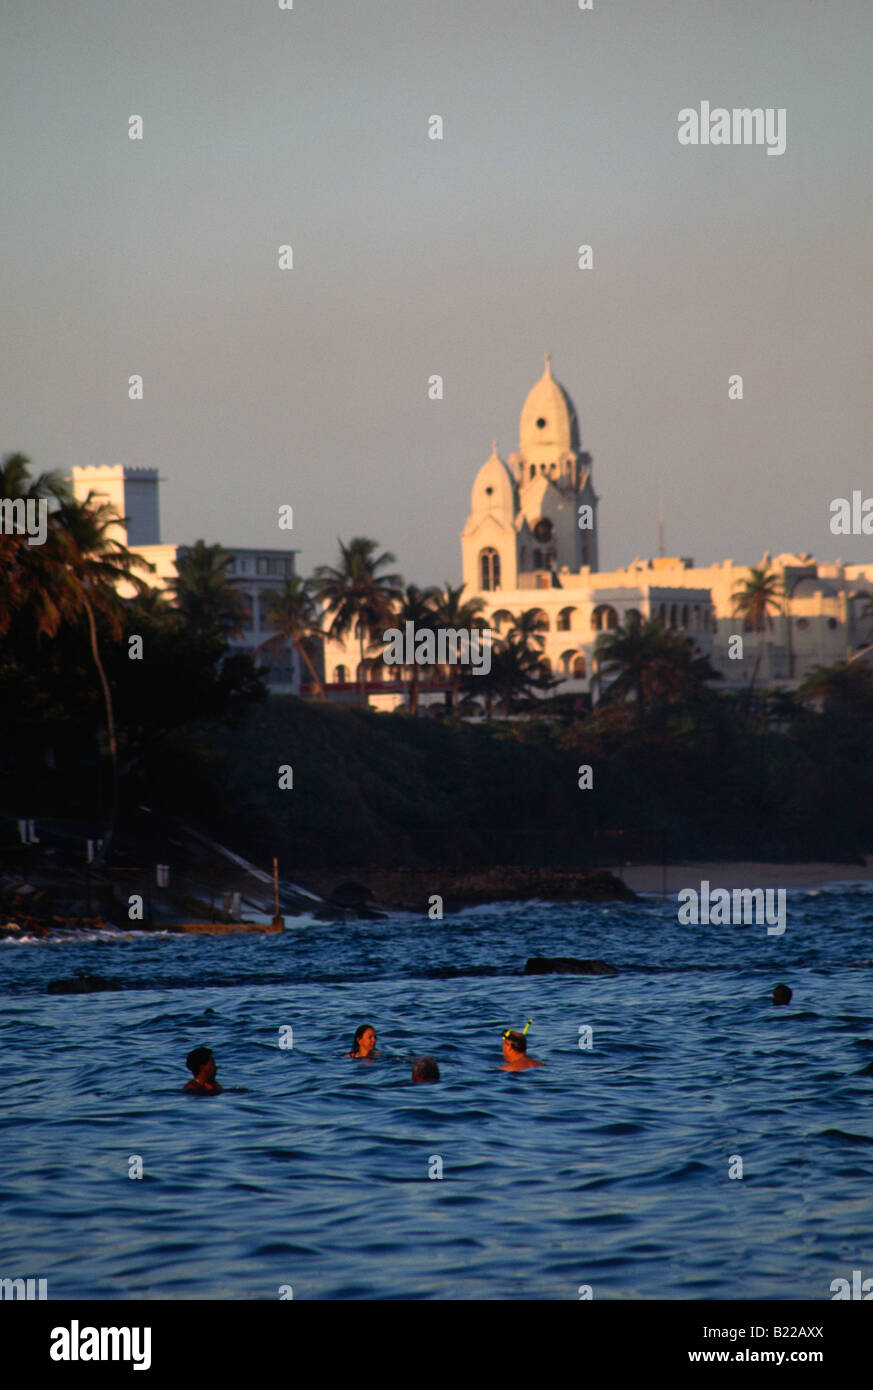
[2,0,872,584]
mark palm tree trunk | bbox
[358,624,367,707]
[294,638,325,698]
[451,668,460,713]
[746,630,764,715]
[83,593,118,859]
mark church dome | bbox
[519,355,580,453]
[470,441,515,516]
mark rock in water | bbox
[329,881,372,908]
[524,956,618,976]
[47,974,122,995]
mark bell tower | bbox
[507,356,598,574]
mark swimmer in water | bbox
[183,1046,223,1095]
[345,1023,379,1059]
[500,1019,544,1071]
[772,983,792,1006]
[412,1056,440,1083]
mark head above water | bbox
[412,1056,440,1083]
[350,1023,377,1056]
[772,983,792,1006]
[502,1018,531,1054]
[186,1046,216,1079]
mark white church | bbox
[324,357,873,708]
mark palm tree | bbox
[0,452,71,638]
[0,451,70,506]
[315,537,403,706]
[394,583,439,714]
[507,607,549,652]
[796,659,873,714]
[473,633,548,717]
[732,565,783,708]
[256,575,326,697]
[169,540,248,641]
[594,613,667,715]
[431,582,488,713]
[50,490,154,855]
[595,611,719,716]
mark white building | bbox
[70,465,302,691]
[324,358,873,708]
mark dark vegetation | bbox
[3,451,873,878]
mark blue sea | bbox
[1,887,872,1301]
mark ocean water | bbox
[1,887,872,1301]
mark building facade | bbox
[70,466,302,691]
[324,358,873,708]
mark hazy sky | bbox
[3,0,871,583]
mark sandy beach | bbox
[617,858,873,893]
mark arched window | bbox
[529,464,536,479]
[669,605,678,629]
[572,654,587,678]
[335,664,347,684]
[592,605,618,632]
[530,608,550,632]
[625,608,642,624]
[538,657,552,675]
[480,548,501,591]
[492,609,514,633]
[681,605,690,629]
[557,606,575,631]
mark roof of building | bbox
[519,355,581,453]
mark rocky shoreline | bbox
[0,857,635,934]
[306,865,636,914]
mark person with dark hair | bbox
[412,1056,440,1083]
[345,1024,379,1058]
[500,1019,544,1071]
[184,1046,223,1095]
[772,983,793,1006]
